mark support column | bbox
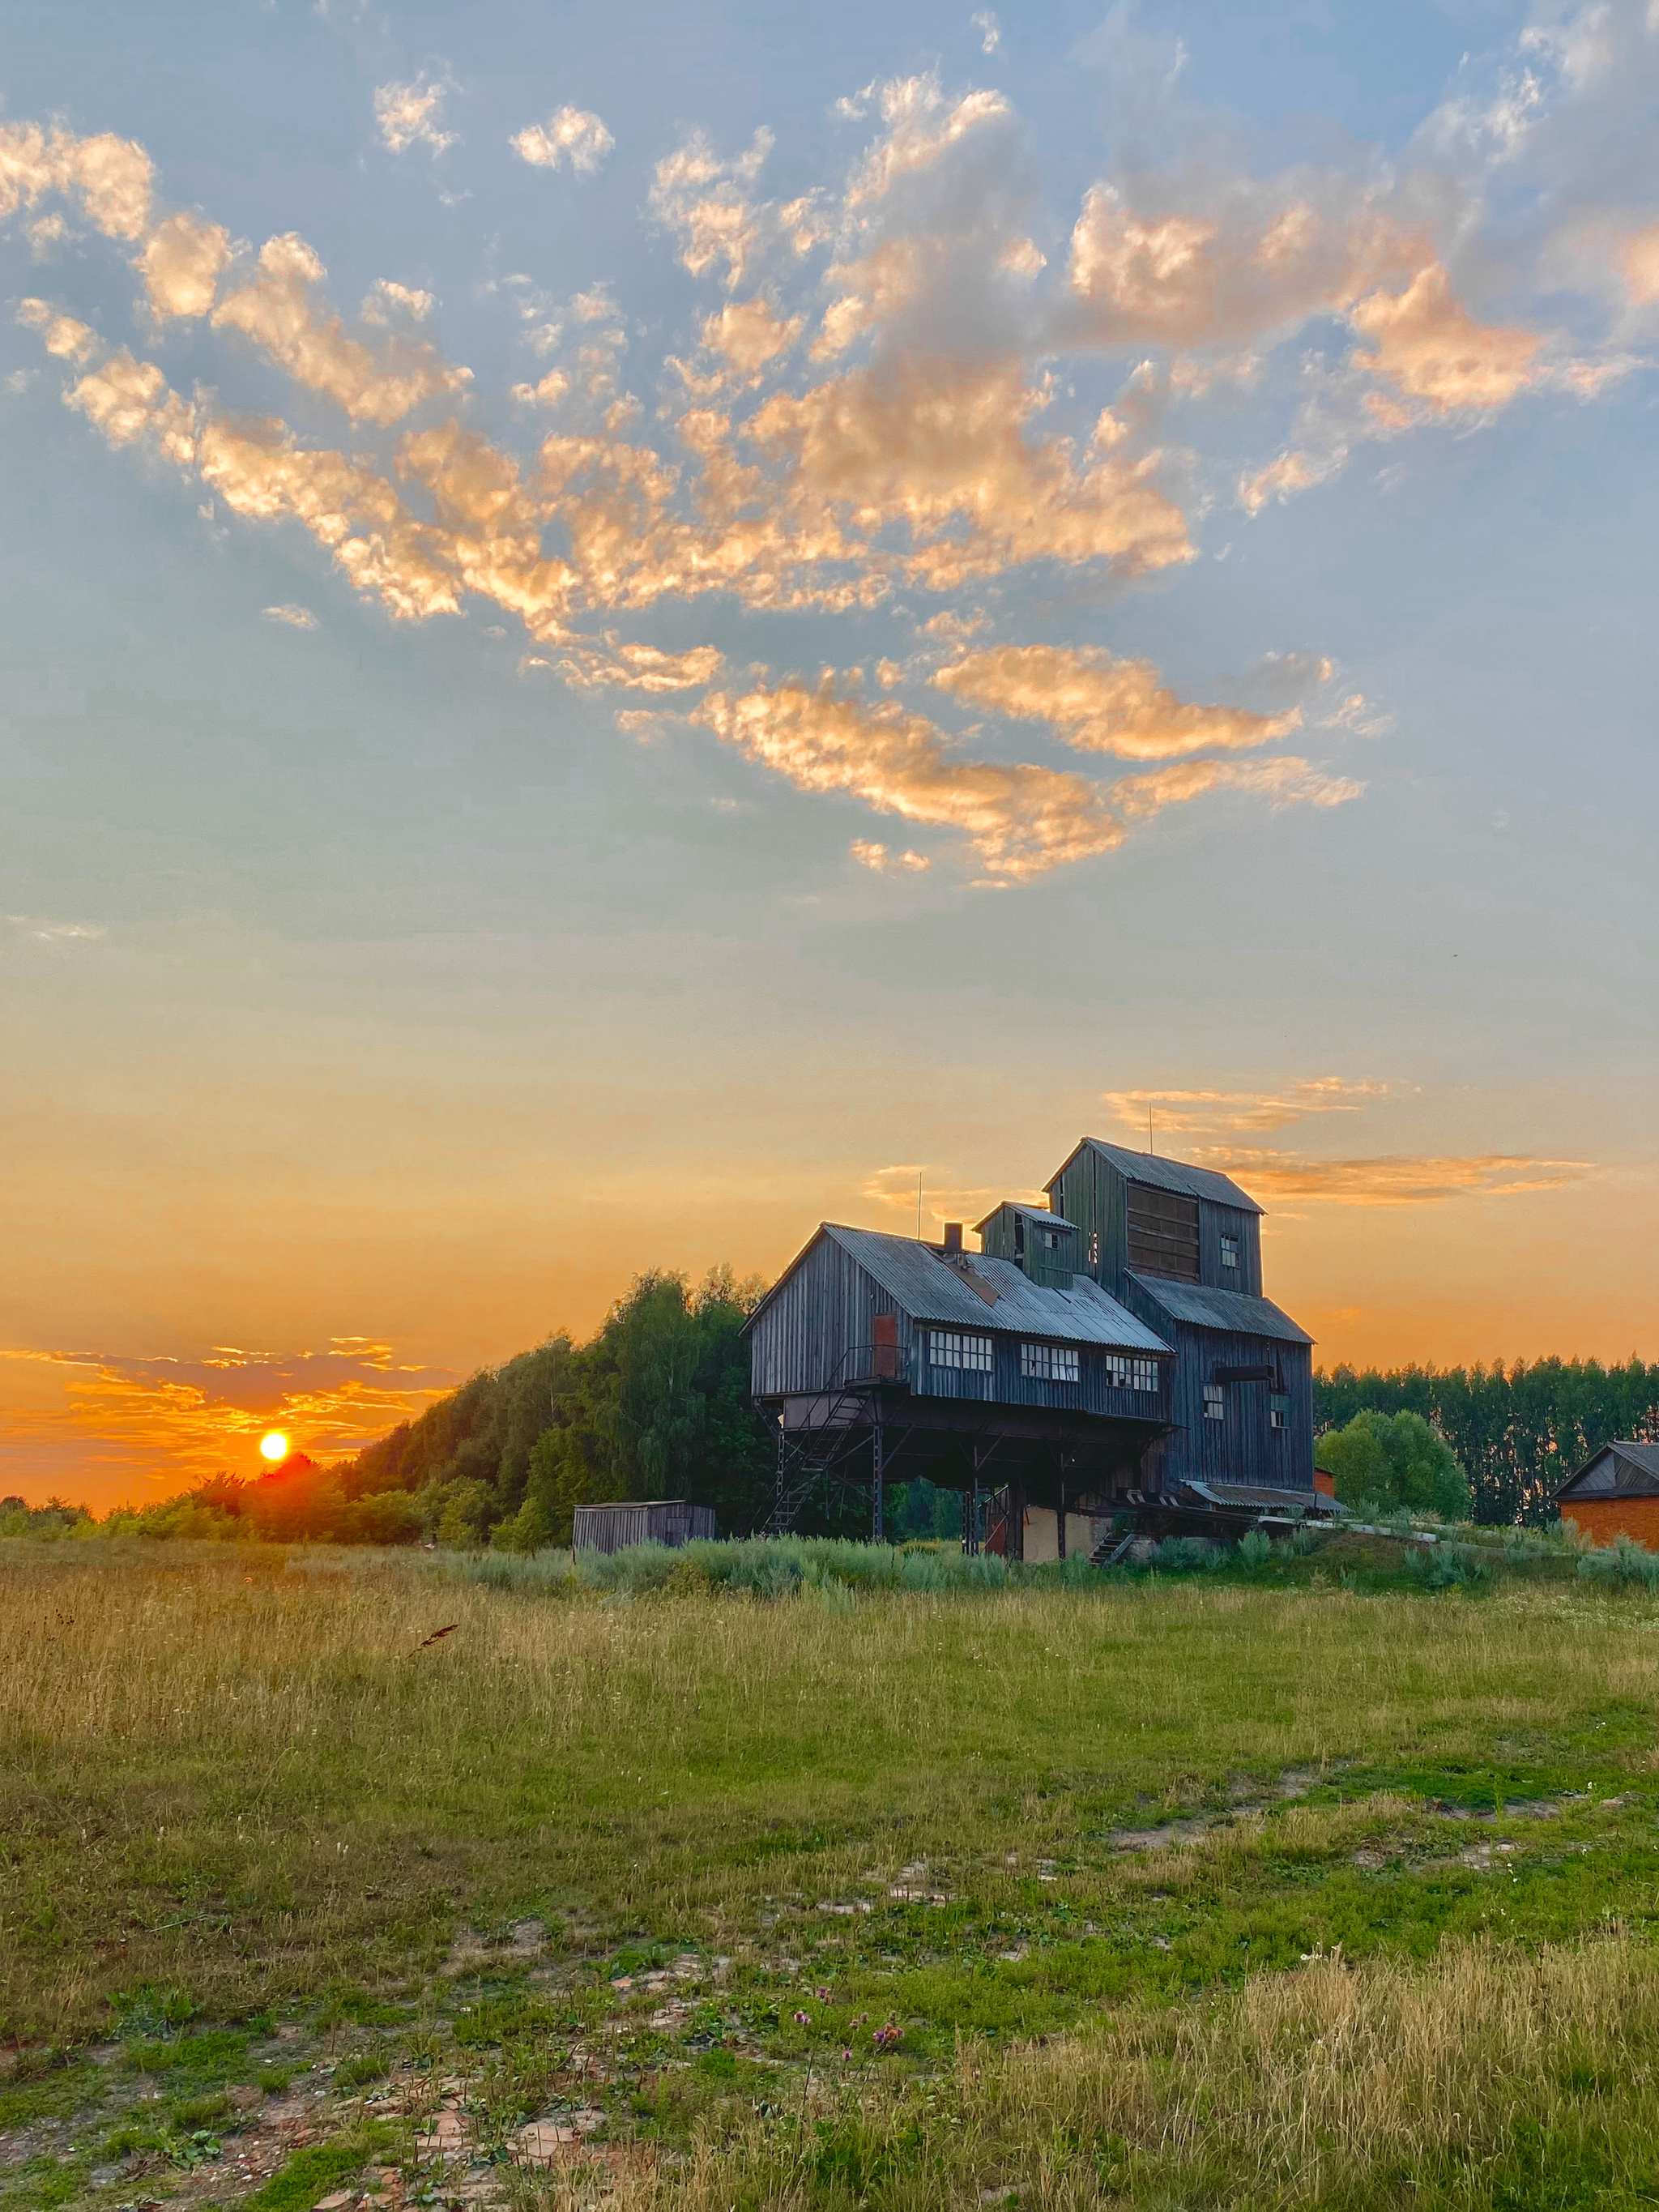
[1056,1469,1067,1561]
[872,1421,885,1545]
[963,1469,979,1556]
[1007,1477,1026,1562]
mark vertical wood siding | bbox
[748,1234,902,1396]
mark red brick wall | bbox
[1313,1468,1335,1499]
[1563,1497,1659,1552]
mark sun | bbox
[259,1430,290,1463]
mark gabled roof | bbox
[1062,1138,1265,1215]
[1128,1272,1314,1346]
[748,1223,1170,1354]
[1555,1441,1659,1501]
[971,1199,1078,1234]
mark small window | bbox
[1131,1358,1159,1394]
[1013,1213,1026,1257]
[1220,1234,1239,1270]
[1270,1393,1290,1432]
[1087,1229,1100,1270]
[1021,1342,1079,1384]
[928,1328,992,1373]
[1204,1384,1225,1422]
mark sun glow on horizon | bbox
[258,1429,289,1462]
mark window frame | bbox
[1204,1383,1226,1422]
[1220,1233,1239,1270]
[927,1327,993,1373]
[1020,1340,1080,1386]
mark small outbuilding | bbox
[1554,1442,1659,1549]
[572,1501,717,1555]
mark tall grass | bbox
[5,1539,1659,2045]
[571,1937,1659,2212]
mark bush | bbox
[1320,1410,1472,1522]
[1577,1534,1659,1590]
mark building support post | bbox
[872,1420,885,1545]
[1056,1468,1067,1561]
[1007,1477,1026,1562]
[964,1469,979,1557]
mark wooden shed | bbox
[1554,1443,1659,1550]
[572,1501,718,1555]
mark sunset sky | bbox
[3,0,1657,1509]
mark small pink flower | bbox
[815,1986,831,2001]
[792,2009,811,2027]
[840,2047,852,2061]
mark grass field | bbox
[4,1535,1659,2210]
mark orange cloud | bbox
[212,233,471,426]
[511,106,614,176]
[0,1340,457,1501]
[1192,1149,1594,1205]
[694,678,1358,878]
[1348,261,1542,416]
[0,119,154,240]
[1624,221,1659,306]
[1104,1078,1389,1136]
[140,209,232,319]
[932,643,1306,761]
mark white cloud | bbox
[262,604,318,630]
[972,10,1001,54]
[373,76,456,156]
[510,106,615,176]
[6,915,106,942]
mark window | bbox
[1108,1355,1160,1393]
[1270,1393,1290,1432]
[1021,1342,1079,1384]
[1220,1233,1239,1270]
[1013,1212,1026,1257]
[1087,1229,1100,1270]
[928,1328,992,1373]
[1204,1384,1226,1422]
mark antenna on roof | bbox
[917,1169,923,1239]
[1148,1101,1154,1155]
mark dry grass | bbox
[561,1938,1659,2212]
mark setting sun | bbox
[258,1431,289,1463]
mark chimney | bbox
[942,1221,963,1256]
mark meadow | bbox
[4,1534,1659,2210]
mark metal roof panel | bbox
[1556,1441,1659,1500]
[1128,1272,1314,1345]
[824,1224,1171,1352]
[1077,1138,1265,1214]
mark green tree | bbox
[1320,1409,1471,1521]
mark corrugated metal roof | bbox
[824,1223,1171,1352]
[1129,1272,1313,1345]
[971,1200,1078,1233]
[1080,1138,1265,1214]
[1556,1441,1659,1500]
[1186,1480,1345,1515]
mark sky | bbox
[2,0,1657,1509]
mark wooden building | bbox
[747,1138,1331,1552]
[1554,1442,1659,1550]
[1041,1141,1316,1495]
[573,1501,718,1555]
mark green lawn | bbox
[3,1537,1658,2209]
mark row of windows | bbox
[925,1332,1158,1393]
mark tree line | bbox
[1313,1358,1659,1524]
[10,1290,1657,1545]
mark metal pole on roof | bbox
[917,1170,923,1238]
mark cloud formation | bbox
[11,28,1646,882]
[1103,1078,1388,1135]
[511,106,615,175]
[695,677,1358,878]
[374,76,457,156]
[0,1339,457,1492]
[1196,1149,1594,1206]
[933,644,1307,761]
[263,603,318,630]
